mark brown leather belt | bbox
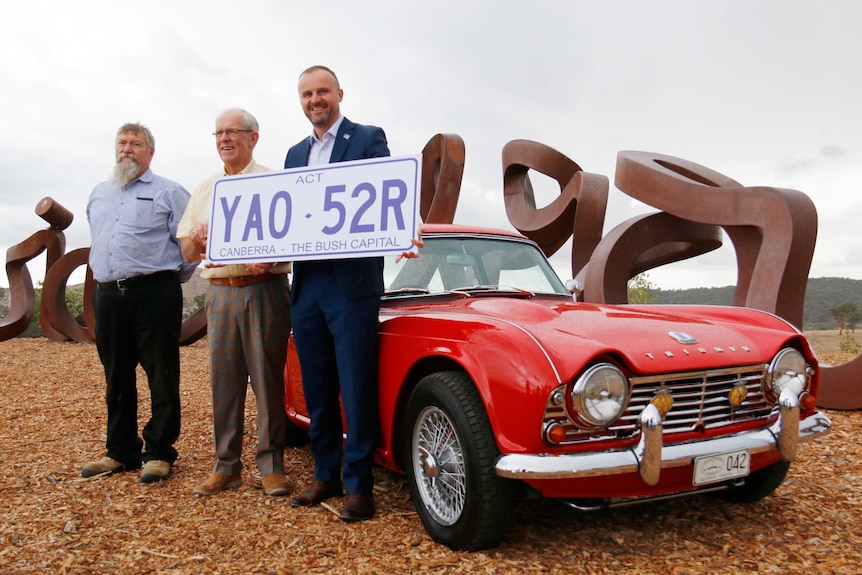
[209,272,287,287]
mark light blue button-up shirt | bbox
[307,115,344,166]
[87,169,196,283]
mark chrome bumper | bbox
[496,389,832,484]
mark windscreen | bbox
[384,235,569,295]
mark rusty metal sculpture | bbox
[420,133,464,224]
[502,139,608,277]
[1,198,69,340]
[579,212,723,304]
[41,248,96,343]
[612,151,817,330]
[817,355,862,409]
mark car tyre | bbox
[404,371,516,551]
[717,459,790,503]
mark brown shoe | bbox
[261,473,292,496]
[339,493,375,522]
[290,479,342,507]
[193,472,242,496]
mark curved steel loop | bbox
[42,247,96,342]
[817,358,862,410]
[420,133,465,224]
[580,212,723,304]
[615,150,817,329]
[502,139,608,277]
[1,228,66,340]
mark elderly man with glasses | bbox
[178,108,297,498]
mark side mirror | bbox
[565,278,582,300]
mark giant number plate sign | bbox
[207,155,421,263]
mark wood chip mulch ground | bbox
[0,338,860,575]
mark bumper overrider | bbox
[495,389,832,485]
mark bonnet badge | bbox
[668,331,697,345]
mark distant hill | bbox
[2,275,860,331]
[654,277,862,329]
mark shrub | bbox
[838,330,861,355]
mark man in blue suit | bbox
[284,65,388,522]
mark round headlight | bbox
[571,363,630,427]
[766,348,810,401]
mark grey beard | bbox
[111,159,140,187]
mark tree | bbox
[830,302,861,335]
[628,272,658,304]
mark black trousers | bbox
[93,272,183,467]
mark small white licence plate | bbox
[693,448,750,486]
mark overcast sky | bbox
[2,0,860,290]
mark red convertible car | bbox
[283,223,832,550]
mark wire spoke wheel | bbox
[413,406,466,525]
[404,371,516,550]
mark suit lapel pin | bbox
[343,134,350,139]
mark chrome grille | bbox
[543,363,773,444]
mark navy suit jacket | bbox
[284,117,390,302]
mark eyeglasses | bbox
[212,129,253,138]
